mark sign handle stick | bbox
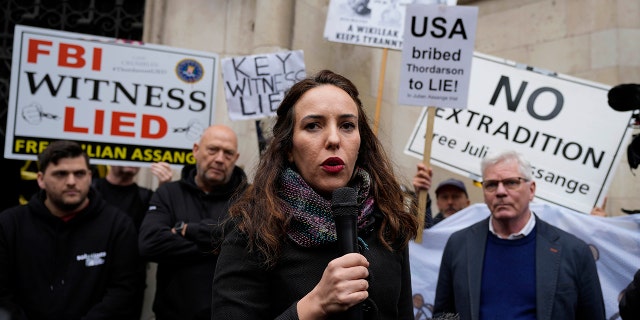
[415,106,435,243]
[373,48,388,135]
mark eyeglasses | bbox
[481,177,529,192]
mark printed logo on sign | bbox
[176,59,204,83]
[77,251,107,267]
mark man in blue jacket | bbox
[433,150,605,320]
[138,124,248,320]
[0,140,142,319]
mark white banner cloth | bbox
[410,202,640,319]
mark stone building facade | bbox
[138,0,639,217]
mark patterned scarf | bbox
[281,167,375,248]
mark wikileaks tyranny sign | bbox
[5,25,219,166]
[324,0,408,50]
[323,0,459,50]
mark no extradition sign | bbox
[404,52,633,214]
[5,25,219,166]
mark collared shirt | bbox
[489,211,536,239]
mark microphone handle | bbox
[334,215,358,255]
[342,306,362,320]
[333,215,363,320]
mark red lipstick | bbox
[322,157,345,173]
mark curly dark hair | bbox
[230,70,418,266]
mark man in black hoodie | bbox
[91,162,174,319]
[620,269,640,319]
[138,124,248,320]
[0,140,142,320]
[93,163,173,230]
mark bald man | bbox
[138,125,249,320]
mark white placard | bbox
[398,4,478,108]
[5,25,220,166]
[410,203,640,320]
[323,0,457,50]
[404,52,633,214]
[324,0,406,50]
[221,50,306,120]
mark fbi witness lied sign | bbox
[5,25,219,166]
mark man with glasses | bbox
[433,149,605,320]
[0,140,142,319]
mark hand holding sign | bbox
[398,4,478,240]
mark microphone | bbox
[331,187,362,320]
[332,187,359,254]
[608,83,640,111]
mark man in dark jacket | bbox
[430,178,471,226]
[138,125,248,320]
[433,150,605,320]
[412,163,471,228]
[91,162,174,319]
[620,269,640,319]
[0,140,142,320]
[92,163,173,230]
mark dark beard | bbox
[57,201,84,212]
[50,195,86,213]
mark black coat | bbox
[212,209,414,320]
[620,269,640,320]
[92,178,153,231]
[138,165,247,320]
[0,190,142,320]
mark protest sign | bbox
[398,4,477,108]
[323,0,458,50]
[5,25,219,166]
[405,52,634,214]
[324,0,407,50]
[323,0,460,136]
[397,3,477,237]
[221,50,305,120]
